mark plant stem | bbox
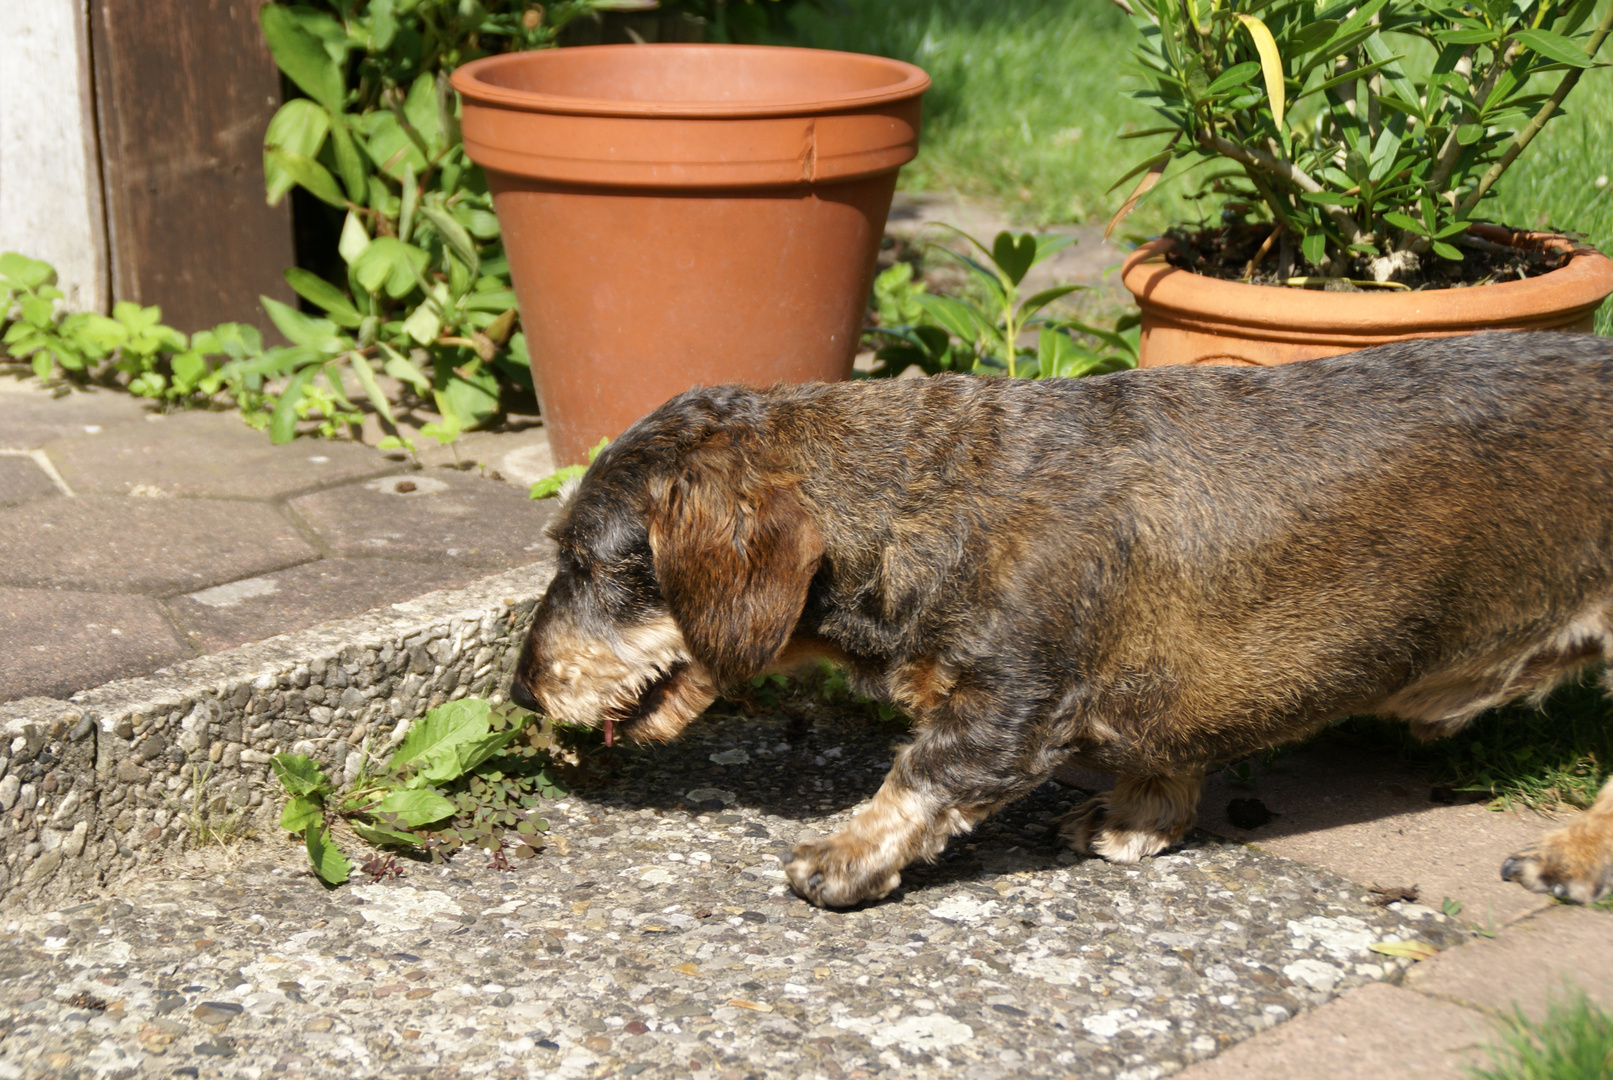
[1198,130,1367,248]
[1457,2,1613,217]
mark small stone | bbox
[305,1017,334,1032]
[492,992,514,1006]
[624,1020,650,1035]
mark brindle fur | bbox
[511,332,1613,908]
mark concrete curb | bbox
[0,556,556,909]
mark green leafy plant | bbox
[252,1,610,446]
[864,229,1140,379]
[1114,0,1613,283]
[272,696,565,886]
[528,435,610,498]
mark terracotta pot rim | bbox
[451,44,931,120]
[1120,225,1613,335]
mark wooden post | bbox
[90,0,296,334]
[0,0,108,312]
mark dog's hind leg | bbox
[1501,776,1613,904]
[1058,774,1202,863]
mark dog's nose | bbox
[508,679,543,714]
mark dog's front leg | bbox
[1502,775,1613,903]
[785,699,1044,908]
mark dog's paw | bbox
[1502,820,1613,904]
[785,834,902,908]
[1058,793,1181,863]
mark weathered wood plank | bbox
[91,0,295,333]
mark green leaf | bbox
[402,295,443,346]
[338,211,370,267]
[1235,13,1286,130]
[269,363,320,445]
[1017,284,1083,323]
[265,148,347,209]
[403,72,445,155]
[1513,28,1595,68]
[360,110,427,179]
[1382,211,1429,236]
[271,753,333,797]
[916,294,993,345]
[1301,231,1328,266]
[375,788,457,827]
[0,252,56,291]
[263,100,331,204]
[441,728,519,781]
[1206,60,1262,95]
[283,268,363,328]
[1431,240,1465,261]
[531,463,588,499]
[437,369,499,428]
[991,231,1037,287]
[260,5,345,113]
[261,296,348,353]
[380,343,432,392]
[1369,939,1439,960]
[304,825,352,886]
[352,237,429,298]
[281,794,324,832]
[349,353,397,427]
[351,821,420,848]
[329,117,369,202]
[420,204,480,279]
[391,698,493,774]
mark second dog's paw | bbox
[785,834,902,909]
[1057,793,1179,864]
[1502,823,1613,904]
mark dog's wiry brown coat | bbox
[512,332,1613,907]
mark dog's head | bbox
[509,388,825,745]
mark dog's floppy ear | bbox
[649,443,824,685]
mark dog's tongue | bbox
[603,717,615,747]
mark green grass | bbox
[1333,675,1612,813]
[1469,989,1613,1080]
[786,0,1613,331]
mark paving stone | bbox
[44,409,403,499]
[289,469,556,566]
[0,495,318,594]
[0,454,61,508]
[0,587,190,701]
[0,381,155,449]
[163,557,485,653]
[1172,982,1493,1080]
[1405,904,1613,1020]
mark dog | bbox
[509,331,1613,909]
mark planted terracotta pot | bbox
[452,44,929,464]
[1120,225,1613,368]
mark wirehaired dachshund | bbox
[509,331,1613,908]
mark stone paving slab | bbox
[162,558,486,656]
[1170,981,1494,1080]
[1195,742,1558,929]
[289,472,556,568]
[0,496,319,595]
[0,454,60,508]
[0,703,1462,1080]
[44,410,403,500]
[1405,904,1613,1019]
[0,382,154,449]
[0,588,190,702]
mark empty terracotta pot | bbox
[1121,225,1613,368]
[452,44,929,464]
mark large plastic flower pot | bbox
[452,44,930,465]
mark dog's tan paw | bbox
[1058,775,1201,863]
[785,834,903,908]
[1502,826,1613,905]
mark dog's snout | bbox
[508,677,543,714]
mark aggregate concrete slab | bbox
[0,588,191,701]
[289,471,556,567]
[0,454,61,508]
[163,558,485,654]
[0,703,1463,1080]
[1405,904,1613,1019]
[1170,981,1494,1080]
[45,410,404,500]
[0,496,319,594]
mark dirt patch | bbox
[1165,221,1580,291]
